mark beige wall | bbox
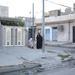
[35,14,75,24]
[58,23,69,42]
[36,22,75,43]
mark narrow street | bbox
[45,45,75,53]
[36,67,75,75]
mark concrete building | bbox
[44,3,75,17]
[0,5,9,17]
[35,3,75,44]
[35,13,75,44]
[44,9,61,18]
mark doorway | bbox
[52,27,57,41]
[73,26,75,43]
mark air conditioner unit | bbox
[57,25,64,31]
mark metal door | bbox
[3,26,25,46]
[45,29,50,40]
[73,26,75,42]
[52,27,57,41]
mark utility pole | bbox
[42,0,45,52]
[32,3,34,44]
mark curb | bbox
[45,44,75,49]
[0,62,41,74]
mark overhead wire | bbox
[35,0,74,18]
[45,0,73,9]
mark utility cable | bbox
[46,0,73,9]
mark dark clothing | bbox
[36,34,42,49]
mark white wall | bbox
[58,22,75,43]
[3,26,25,46]
[58,23,69,42]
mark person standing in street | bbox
[28,38,34,48]
[36,33,43,49]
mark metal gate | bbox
[73,26,75,43]
[45,29,50,40]
[3,26,25,46]
[52,27,57,41]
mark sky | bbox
[0,0,75,18]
